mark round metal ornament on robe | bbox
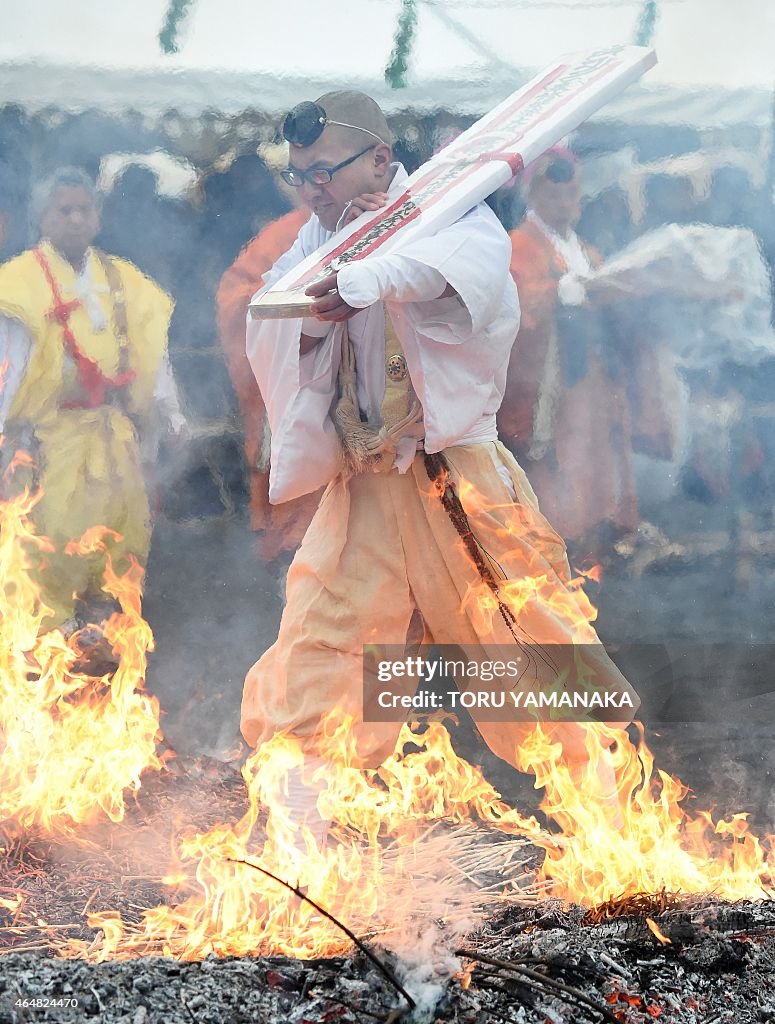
[333,311,423,475]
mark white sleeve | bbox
[376,206,520,452]
[153,351,187,434]
[246,316,342,503]
[251,219,332,345]
[336,255,447,308]
[0,316,32,431]
[246,218,342,503]
[397,203,513,338]
[267,235,335,383]
[339,203,512,344]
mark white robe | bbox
[246,164,521,504]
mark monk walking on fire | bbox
[240,92,639,840]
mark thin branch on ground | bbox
[229,858,416,1012]
[457,948,620,1024]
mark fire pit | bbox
[2,482,774,1024]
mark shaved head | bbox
[312,91,391,150]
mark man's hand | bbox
[304,192,390,322]
[339,192,389,228]
[305,272,360,323]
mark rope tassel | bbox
[423,451,522,643]
[333,316,423,474]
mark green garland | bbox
[159,0,196,54]
[385,0,418,89]
[635,0,658,48]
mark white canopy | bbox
[1,0,773,127]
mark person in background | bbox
[216,183,318,560]
[499,148,671,564]
[202,154,292,280]
[0,159,26,262]
[0,167,186,651]
[98,163,194,297]
[576,186,635,259]
[641,172,699,233]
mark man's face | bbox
[530,175,582,235]
[289,129,391,231]
[40,186,101,261]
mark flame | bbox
[75,715,542,961]
[0,478,162,837]
[1,456,773,964]
[452,476,600,644]
[645,917,671,945]
[577,562,603,585]
[515,720,774,905]
[438,471,775,908]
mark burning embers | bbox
[0,463,774,1003]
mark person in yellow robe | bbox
[0,167,185,634]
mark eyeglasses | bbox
[280,145,376,188]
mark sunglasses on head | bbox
[282,100,387,148]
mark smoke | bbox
[3,40,775,956]
[142,512,283,759]
[398,932,466,1024]
[365,825,535,1020]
